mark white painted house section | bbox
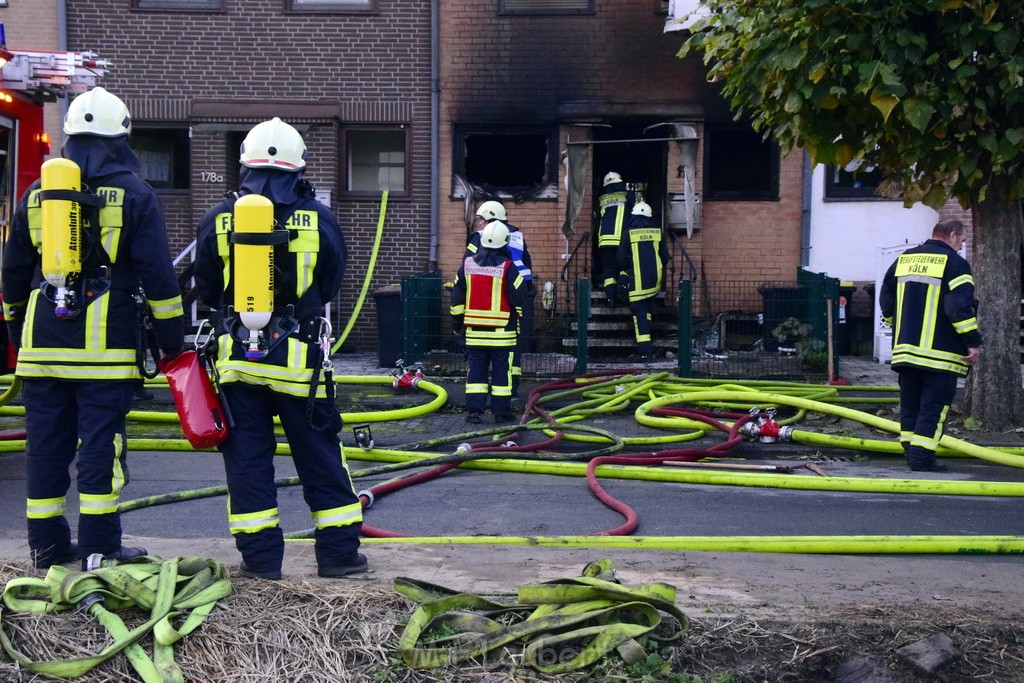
[806,164,938,282]
[664,0,712,31]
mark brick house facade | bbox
[45,1,981,358]
[65,0,433,351]
[437,2,805,312]
[57,0,807,354]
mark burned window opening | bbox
[463,133,549,193]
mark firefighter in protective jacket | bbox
[452,221,526,423]
[1,87,185,569]
[616,201,668,362]
[194,118,365,579]
[464,200,533,399]
[880,219,981,472]
[596,171,634,302]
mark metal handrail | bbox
[172,240,200,327]
[559,229,593,282]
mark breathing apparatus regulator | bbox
[39,158,106,319]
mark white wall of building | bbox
[806,164,938,281]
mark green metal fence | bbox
[680,269,841,380]
[376,270,841,382]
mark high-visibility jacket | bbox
[194,186,346,398]
[2,173,184,381]
[880,239,982,376]
[451,248,525,347]
[616,215,668,303]
[597,189,628,249]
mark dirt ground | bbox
[1,542,1022,682]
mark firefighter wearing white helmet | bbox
[3,86,185,569]
[596,170,635,303]
[463,199,534,401]
[616,199,668,362]
[452,219,526,424]
[194,118,365,580]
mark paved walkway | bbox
[337,352,901,386]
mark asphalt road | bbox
[1,369,1022,547]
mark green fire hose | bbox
[0,556,232,682]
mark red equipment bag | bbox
[158,350,230,449]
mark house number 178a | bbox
[200,172,224,183]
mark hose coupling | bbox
[352,424,374,450]
[391,359,426,389]
[358,490,375,508]
[740,412,793,443]
[455,443,473,454]
[84,553,104,572]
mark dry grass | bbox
[1,562,1023,682]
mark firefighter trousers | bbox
[628,297,654,356]
[465,344,515,416]
[23,378,135,561]
[896,367,957,467]
[598,246,620,297]
[220,383,362,574]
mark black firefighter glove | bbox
[451,316,466,354]
[5,320,22,349]
[616,274,632,305]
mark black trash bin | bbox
[519,289,536,354]
[372,285,402,368]
[759,283,803,352]
[836,283,856,356]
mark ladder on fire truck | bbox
[1,48,109,100]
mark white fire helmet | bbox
[476,200,507,222]
[603,171,623,186]
[63,87,132,138]
[480,221,511,248]
[631,201,652,217]
[240,117,307,171]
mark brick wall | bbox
[65,0,434,351]
[0,0,63,163]
[938,198,975,262]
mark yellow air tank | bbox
[232,194,275,360]
[40,158,82,318]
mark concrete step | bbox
[561,337,679,349]
[572,320,679,333]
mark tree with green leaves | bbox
[681,0,1024,429]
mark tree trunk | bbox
[965,179,1024,429]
